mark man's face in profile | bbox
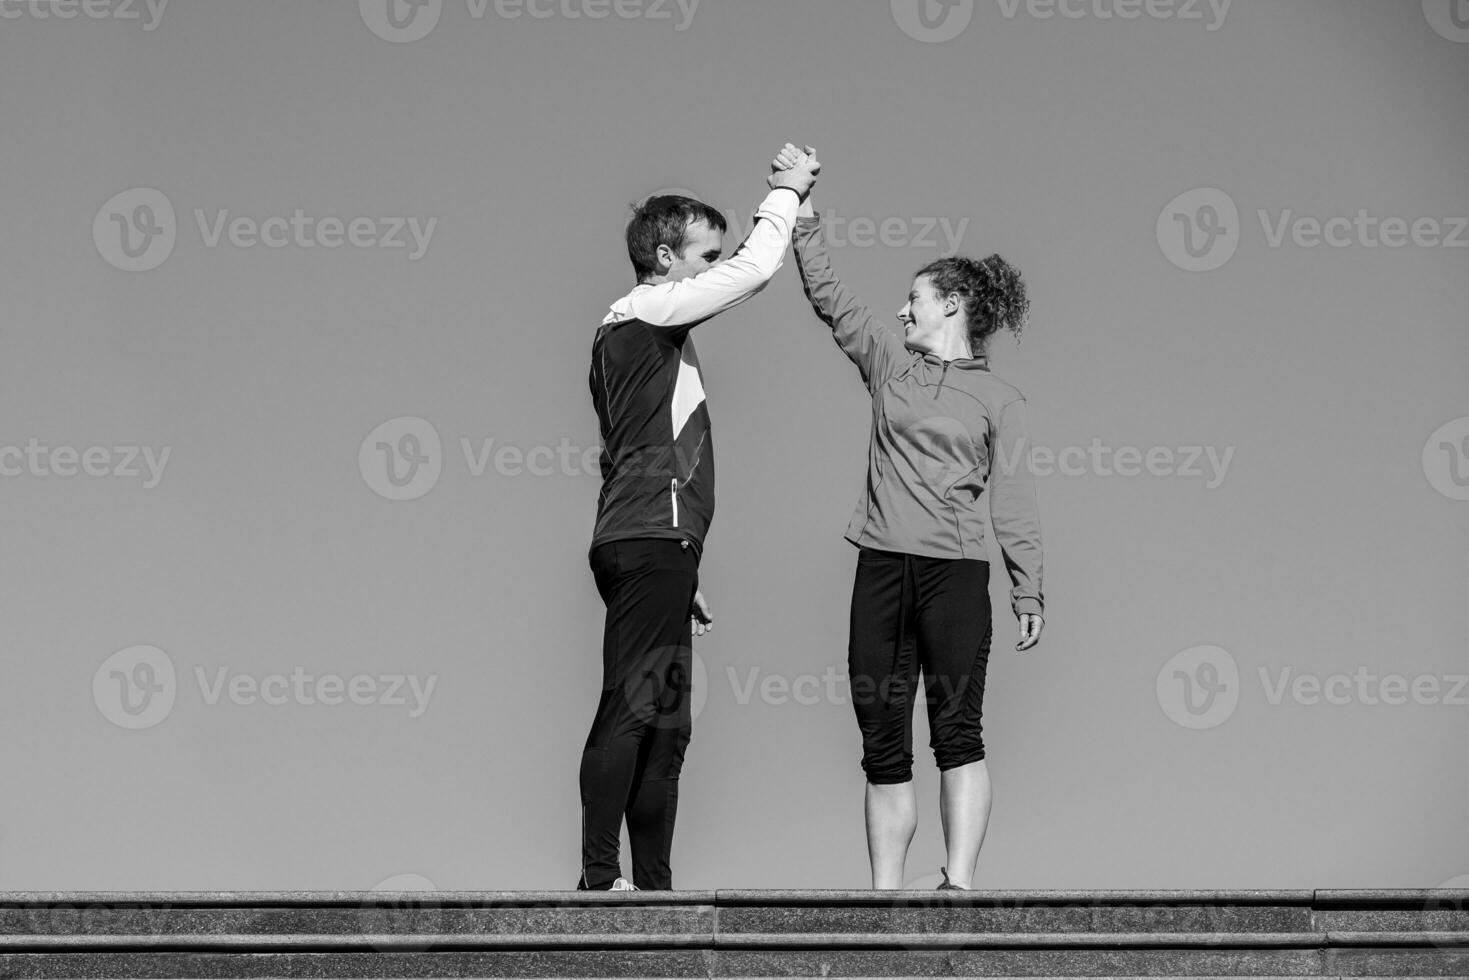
[659,219,723,283]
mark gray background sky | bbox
[1,0,1466,891]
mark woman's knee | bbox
[933,733,986,772]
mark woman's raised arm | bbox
[792,209,909,392]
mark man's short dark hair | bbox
[626,194,728,283]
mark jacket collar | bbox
[913,347,990,371]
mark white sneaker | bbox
[610,877,639,891]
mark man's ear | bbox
[653,243,676,276]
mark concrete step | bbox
[0,889,1462,978]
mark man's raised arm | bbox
[620,158,819,330]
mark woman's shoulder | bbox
[952,361,1027,405]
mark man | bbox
[579,150,821,891]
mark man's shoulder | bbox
[603,282,656,327]
[593,316,681,367]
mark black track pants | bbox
[579,538,697,890]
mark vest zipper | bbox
[669,429,707,530]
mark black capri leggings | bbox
[848,547,993,785]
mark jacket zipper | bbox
[936,360,950,398]
[669,429,708,529]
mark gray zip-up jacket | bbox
[793,214,1044,619]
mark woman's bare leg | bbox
[865,780,918,889]
[938,759,992,888]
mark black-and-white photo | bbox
[1,0,1465,976]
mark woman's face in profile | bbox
[898,275,955,354]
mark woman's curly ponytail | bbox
[916,253,1030,356]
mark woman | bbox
[774,145,1044,890]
